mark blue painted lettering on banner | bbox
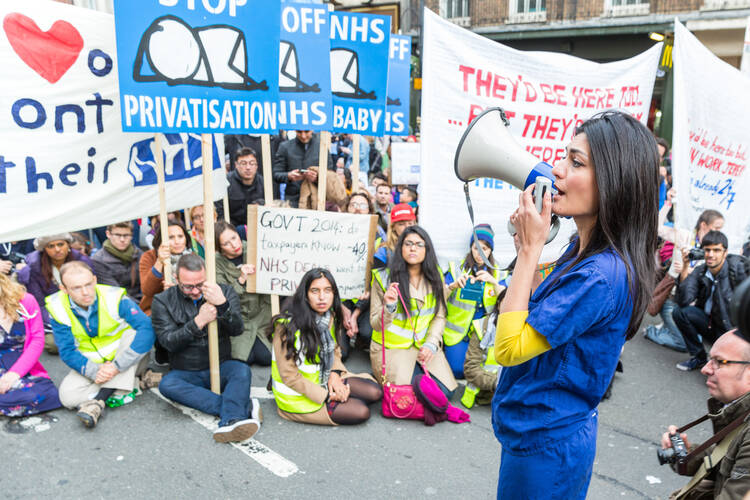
[127,133,221,187]
[692,174,736,210]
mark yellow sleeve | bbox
[493,311,552,367]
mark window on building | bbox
[509,0,546,23]
[440,0,471,26]
[604,0,649,16]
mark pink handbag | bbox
[380,287,425,421]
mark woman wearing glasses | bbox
[214,221,272,367]
[491,111,659,499]
[187,205,217,259]
[370,226,457,398]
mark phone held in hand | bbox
[460,278,484,302]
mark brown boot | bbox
[138,369,163,391]
[44,333,58,355]
[76,400,105,428]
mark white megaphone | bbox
[454,107,560,252]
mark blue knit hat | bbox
[470,224,494,251]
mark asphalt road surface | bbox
[2,314,713,499]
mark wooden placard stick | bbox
[351,134,360,193]
[260,134,279,316]
[185,207,192,229]
[222,196,230,222]
[153,134,172,285]
[201,133,221,395]
[246,204,258,294]
[365,214,378,292]
[317,131,330,211]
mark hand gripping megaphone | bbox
[454,107,560,265]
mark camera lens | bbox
[657,447,674,465]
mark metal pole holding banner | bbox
[153,134,172,285]
[317,131,330,211]
[351,134,360,194]
[201,133,221,395]
[261,134,280,316]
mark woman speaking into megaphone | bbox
[490,111,659,499]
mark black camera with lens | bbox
[688,248,705,261]
[657,433,689,467]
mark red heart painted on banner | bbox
[3,12,84,84]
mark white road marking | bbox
[251,386,274,399]
[150,388,299,477]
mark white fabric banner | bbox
[419,9,661,266]
[391,142,421,185]
[673,21,750,253]
[0,0,227,243]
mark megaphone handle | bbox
[463,182,498,270]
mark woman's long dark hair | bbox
[551,111,658,340]
[268,268,345,363]
[214,220,239,257]
[152,220,192,251]
[388,225,446,314]
[41,243,72,287]
[461,247,496,273]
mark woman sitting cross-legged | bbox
[270,268,383,425]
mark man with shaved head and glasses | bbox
[661,327,750,498]
[151,253,261,443]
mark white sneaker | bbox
[251,397,263,423]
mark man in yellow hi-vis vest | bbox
[47,261,154,429]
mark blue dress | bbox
[492,247,632,500]
[0,319,61,417]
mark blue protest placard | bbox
[278,2,331,131]
[330,11,390,136]
[114,0,280,134]
[385,35,411,136]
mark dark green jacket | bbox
[215,242,271,361]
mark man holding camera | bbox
[673,231,750,371]
[661,329,750,499]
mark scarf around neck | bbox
[315,311,335,387]
[103,240,135,263]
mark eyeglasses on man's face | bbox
[110,233,133,240]
[179,282,205,292]
[706,356,750,369]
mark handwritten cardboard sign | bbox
[246,206,378,299]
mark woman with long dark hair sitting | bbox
[215,221,272,366]
[270,268,382,425]
[370,225,457,398]
[491,111,659,499]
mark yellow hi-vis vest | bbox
[371,268,438,349]
[443,260,505,346]
[469,316,500,372]
[45,285,133,364]
[271,319,335,414]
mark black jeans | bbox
[672,305,717,358]
[247,337,271,367]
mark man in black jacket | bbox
[152,254,261,442]
[226,147,265,226]
[272,130,333,207]
[673,231,750,371]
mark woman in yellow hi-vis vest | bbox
[443,224,505,378]
[270,268,382,425]
[370,225,457,398]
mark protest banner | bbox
[385,34,411,136]
[278,2,332,130]
[673,21,750,253]
[246,206,378,299]
[0,0,226,243]
[419,9,661,266]
[114,0,280,134]
[391,142,420,185]
[330,11,391,136]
